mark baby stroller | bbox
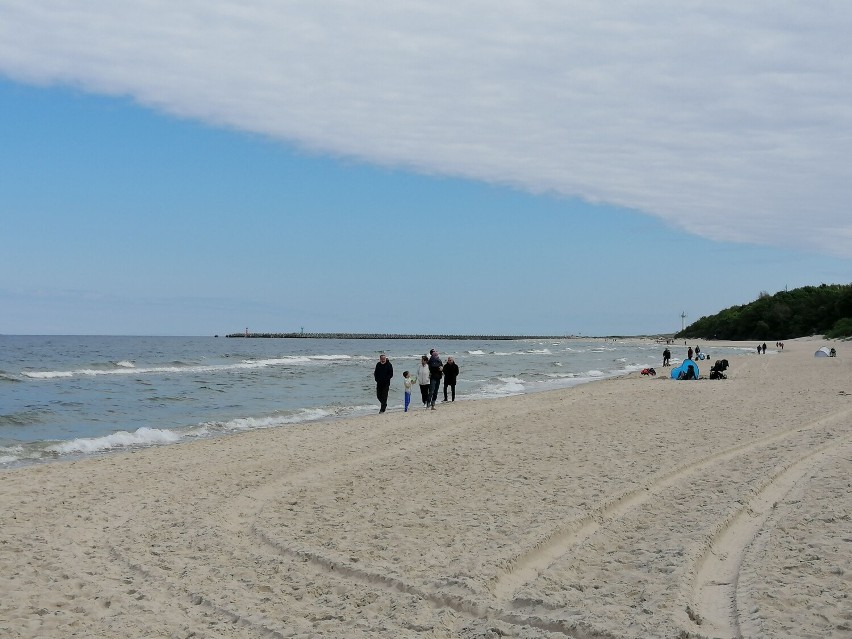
[709,359,729,380]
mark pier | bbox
[226,332,571,340]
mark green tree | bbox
[676,284,852,340]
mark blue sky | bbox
[1,2,850,336]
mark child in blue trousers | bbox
[403,371,414,412]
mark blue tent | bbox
[671,359,699,380]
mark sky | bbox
[1,1,850,336]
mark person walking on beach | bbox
[402,371,414,412]
[374,353,393,413]
[663,348,671,367]
[687,346,694,360]
[416,355,431,408]
[428,349,443,410]
[442,356,459,402]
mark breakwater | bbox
[226,333,570,340]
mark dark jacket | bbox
[428,355,443,380]
[374,360,393,386]
[443,361,459,384]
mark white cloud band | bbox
[2,1,850,256]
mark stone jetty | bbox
[226,333,570,340]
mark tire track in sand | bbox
[491,407,852,604]
[110,403,847,638]
[250,523,620,639]
[688,434,851,639]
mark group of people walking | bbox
[661,345,702,367]
[373,349,459,413]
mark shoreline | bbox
[3,336,747,469]
[1,338,849,637]
[0,359,644,471]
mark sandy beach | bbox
[1,338,849,639]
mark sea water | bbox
[0,335,750,467]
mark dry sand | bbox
[1,338,849,639]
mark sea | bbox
[0,335,751,468]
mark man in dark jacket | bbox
[374,353,393,413]
[427,350,443,410]
[442,356,459,402]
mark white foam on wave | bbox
[476,376,526,397]
[490,348,554,356]
[46,427,182,454]
[22,356,327,379]
[467,350,486,355]
[246,357,312,367]
[22,353,368,381]
[218,408,335,431]
[0,445,24,464]
[22,370,74,379]
[215,403,381,431]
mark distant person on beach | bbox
[428,350,443,410]
[374,353,393,413]
[442,356,459,402]
[416,355,431,408]
[687,346,693,360]
[757,344,762,354]
[402,371,414,412]
[762,342,767,354]
[663,348,671,366]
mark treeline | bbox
[676,283,852,341]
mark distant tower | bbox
[301,326,304,335]
[680,311,687,332]
[245,327,249,337]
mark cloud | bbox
[1,1,850,256]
